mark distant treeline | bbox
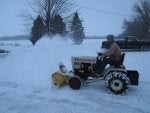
[0,35,105,41]
[0,35,30,41]
[85,36,106,39]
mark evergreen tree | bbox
[70,12,85,44]
[50,15,66,35]
[30,15,45,45]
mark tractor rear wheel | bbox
[105,71,130,95]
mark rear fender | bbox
[102,67,127,78]
[127,70,139,85]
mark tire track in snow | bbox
[46,97,145,113]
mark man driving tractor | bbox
[96,34,121,76]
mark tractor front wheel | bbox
[69,76,82,90]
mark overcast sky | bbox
[0,0,138,37]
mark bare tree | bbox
[27,0,74,35]
[123,18,145,39]
[133,0,150,38]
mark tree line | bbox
[28,0,150,45]
[29,0,85,45]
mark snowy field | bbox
[0,36,150,113]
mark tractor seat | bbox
[114,53,125,68]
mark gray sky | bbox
[0,0,138,37]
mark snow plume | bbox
[35,35,74,70]
[34,35,100,72]
[36,35,72,46]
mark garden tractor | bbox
[69,52,139,95]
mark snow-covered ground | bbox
[0,36,150,113]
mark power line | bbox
[76,4,131,17]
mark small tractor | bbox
[69,53,139,95]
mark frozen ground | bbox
[0,36,150,113]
